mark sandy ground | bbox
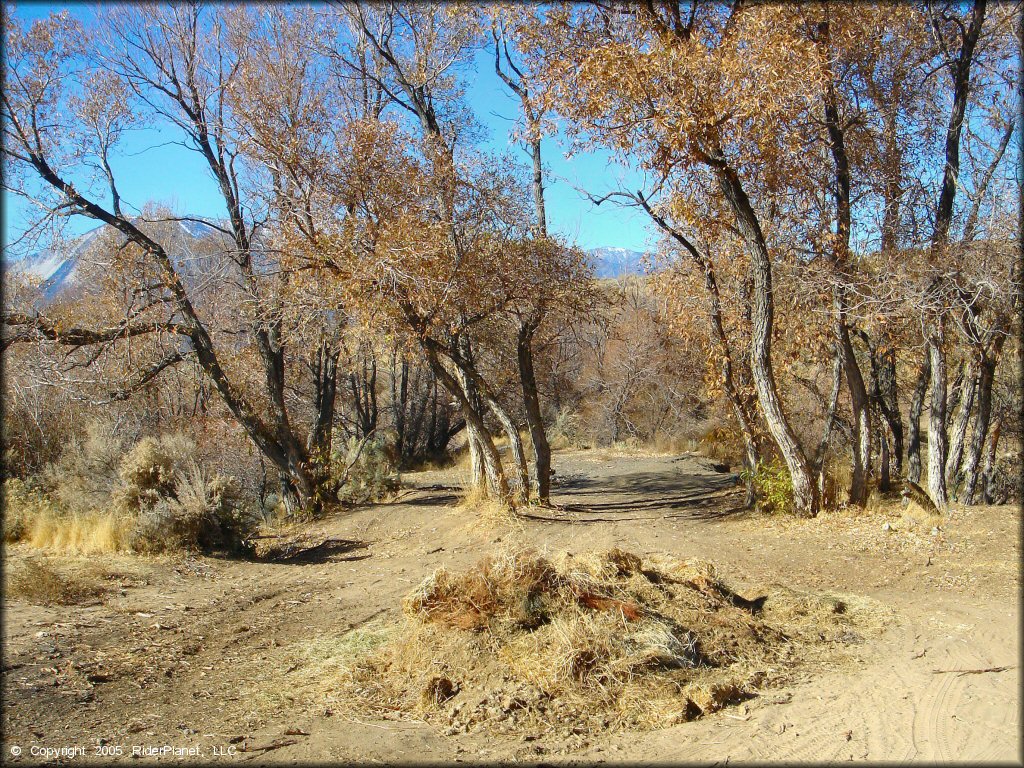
[2,449,1020,764]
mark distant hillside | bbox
[586,247,648,278]
[6,218,649,302]
[5,218,225,305]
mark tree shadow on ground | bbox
[266,538,371,565]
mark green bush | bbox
[741,458,794,515]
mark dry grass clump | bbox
[25,508,131,553]
[326,547,886,737]
[455,484,523,532]
[3,477,130,553]
[6,558,106,606]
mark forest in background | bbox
[2,1,1020,555]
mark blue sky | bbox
[2,2,655,255]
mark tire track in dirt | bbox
[907,607,1019,762]
[4,453,1018,763]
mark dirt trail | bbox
[2,450,1019,763]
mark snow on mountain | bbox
[7,217,223,304]
[8,216,649,304]
[586,246,648,279]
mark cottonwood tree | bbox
[303,2,593,506]
[909,0,1016,507]
[2,7,346,511]
[521,2,847,515]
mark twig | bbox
[931,665,1014,677]
[238,738,298,753]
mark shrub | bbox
[42,420,125,515]
[129,461,256,554]
[983,451,1021,504]
[333,436,399,505]
[742,458,794,515]
[547,408,587,451]
[113,433,198,516]
[698,425,744,465]
[113,437,177,515]
[3,478,56,542]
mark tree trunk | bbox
[926,330,949,509]
[907,351,931,484]
[945,358,978,494]
[839,319,871,506]
[632,193,761,505]
[946,359,966,417]
[876,347,904,476]
[813,345,844,502]
[961,343,1001,503]
[468,430,486,489]
[819,30,871,508]
[879,428,891,493]
[391,350,409,459]
[518,323,553,504]
[981,416,1002,504]
[932,0,988,247]
[711,159,818,516]
[924,0,986,508]
[434,351,509,503]
[485,395,530,503]
[529,135,547,238]
[308,339,339,463]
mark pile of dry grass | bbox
[324,547,888,736]
[6,558,106,606]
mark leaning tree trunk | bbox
[907,352,931,484]
[632,193,761,506]
[425,346,510,504]
[483,393,530,503]
[712,161,818,516]
[518,323,553,504]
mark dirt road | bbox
[2,450,1019,763]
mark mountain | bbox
[5,218,224,304]
[586,247,648,279]
[7,217,649,303]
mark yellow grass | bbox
[25,508,131,554]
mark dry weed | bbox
[24,509,131,554]
[456,485,524,533]
[309,547,890,737]
[6,558,106,606]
